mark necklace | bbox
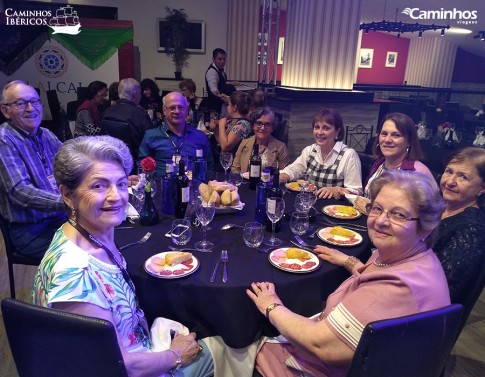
[373,257,389,267]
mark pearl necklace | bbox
[372,257,389,267]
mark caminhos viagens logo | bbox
[402,7,478,25]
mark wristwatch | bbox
[266,303,283,318]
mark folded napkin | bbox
[125,202,139,219]
[150,317,189,352]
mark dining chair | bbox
[345,125,374,153]
[346,304,463,377]
[0,216,43,298]
[101,118,137,169]
[1,298,128,377]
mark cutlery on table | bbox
[168,245,202,252]
[257,246,271,253]
[294,235,315,250]
[119,232,152,251]
[209,253,222,283]
[221,249,228,283]
[306,226,319,239]
[319,219,367,232]
[115,226,134,230]
[290,240,315,253]
[220,223,245,230]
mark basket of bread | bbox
[198,181,244,212]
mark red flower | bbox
[140,157,156,174]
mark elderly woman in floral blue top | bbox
[32,135,213,377]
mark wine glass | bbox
[294,193,313,213]
[299,172,310,191]
[290,212,310,236]
[171,219,192,246]
[219,152,233,182]
[194,200,216,251]
[264,197,285,246]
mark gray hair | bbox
[118,78,140,101]
[54,135,133,192]
[1,80,29,104]
[250,107,277,130]
[368,169,445,248]
[162,91,189,107]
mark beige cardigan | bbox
[231,135,289,173]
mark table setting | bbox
[116,182,372,349]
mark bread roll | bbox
[229,190,239,206]
[199,183,212,202]
[208,180,237,193]
[209,190,221,206]
[165,252,192,266]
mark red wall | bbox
[452,48,485,83]
[356,32,410,85]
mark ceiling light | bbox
[359,20,450,37]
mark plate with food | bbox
[268,247,320,273]
[144,252,199,279]
[322,205,361,219]
[317,226,363,247]
[285,180,317,192]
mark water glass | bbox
[264,197,285,246]
[243,222,264,248]
[229,172,243,187]
[171,219,192,246]
[219,152,233,181]
[194,200,216,252]
[294,193,313,213]
[290,212,310,236]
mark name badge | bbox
[173,154,182,165]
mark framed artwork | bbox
[277,37,284,64]
[158,19,205,53]
[358,48,373,68]
[385,51,398,67]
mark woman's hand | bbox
[169,332,201,367]
[354,196,370,214]
[246,281,283,316]
[314,245,348,266]
[128,175,140,187]
[316,186,347,199]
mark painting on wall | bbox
[385,51,398,67]
[358,48,373,68]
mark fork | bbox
[294,234,314,249]
[119,232,152,251]
[319,218,367,231]
[221,250,228,283]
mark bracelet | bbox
[265,303,283,319]
[343,256,360,273]
[167,348,182,371]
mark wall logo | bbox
[48,5,81,35]
[36,43,69,78]
[401,8,478,25]
[4,5,82,33]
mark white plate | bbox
[144,252,199,279]
[268,247,320,273]
[322,205,362,219]
[285,181,317,192]
[317,227,363,247]
[345,193,357,205]
[215,201,245,213]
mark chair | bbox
[345,125,374,152]
[346,304,463,377]
[357,152,374,186]
[0,216,42,298]
[1,298,128,377]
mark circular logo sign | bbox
[36,42,69,78]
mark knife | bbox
[290,240,316,253]
[209,259,221,283]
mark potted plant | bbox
[159,7,190,79]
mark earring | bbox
[70,207,76,220]
[376,143,380,148]
[406,146,409,155]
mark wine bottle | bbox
[161,162,176,215]
[255,169,271,225]
[192,149,207,183]
[266,170,282,232]
[175,160,190,218]
[249,143,261,190]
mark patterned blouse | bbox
[32,227,151,352]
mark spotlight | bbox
[365,29,369,34]
[418,31,423,38]
[441,29,445,36]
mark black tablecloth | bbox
[118,184,371,348]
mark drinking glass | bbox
[243,222,264,248]
[219,152,233,182]
[229,172,243,187]
[194,200,216,251]
[290,212,310,236]
[299,173,310,191]
[294,193,313,213]
[264,197,285,246]
[171,219,192,246]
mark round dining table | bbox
[117,183,372,349]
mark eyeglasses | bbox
[365,203,418,225]
[165,105,186,112]
[3,99,42,111]
[255,121,273,129]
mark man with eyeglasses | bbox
[138,91,214,177]
[0,80,67,257]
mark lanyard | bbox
[29,133,47,168]
[68,218,137,295]
[163,123,188,154]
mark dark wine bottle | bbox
[266,170,282,232]
[161,162,176,215]
[255,169,271,225]
[175,160,190,218]
[249,143,261,190]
